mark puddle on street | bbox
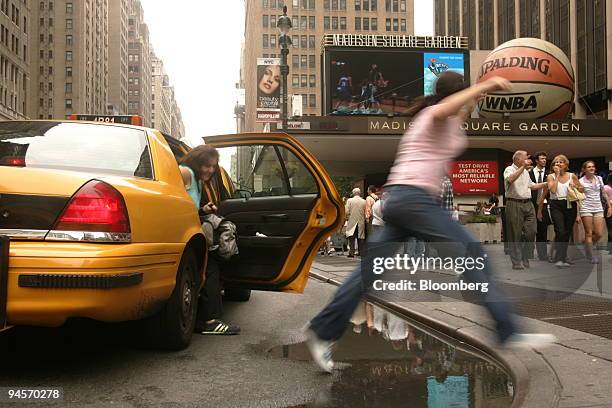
[271,302,513,408]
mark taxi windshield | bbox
[0,122,153,179]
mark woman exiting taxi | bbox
[180,145,240,335]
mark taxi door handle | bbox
[262,214,288,221]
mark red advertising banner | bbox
[451,161,498,194]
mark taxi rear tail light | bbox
[46,181,131,243]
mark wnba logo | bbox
[477,38,575,119]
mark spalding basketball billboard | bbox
[477,38,575,119]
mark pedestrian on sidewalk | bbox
[365,185,380,237]
[547,155,584,268]
[605,174,612,254]
[303,73,555,373]
[503,151,548,270]
[579,161,611,263]
[529,152,550,261]
[345,188,366,258]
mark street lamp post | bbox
[277,6,292,130]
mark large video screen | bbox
[325,49,468,116]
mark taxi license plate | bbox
[0,235,8,329]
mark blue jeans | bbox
[403,237,425,258]
[309,185,517,343]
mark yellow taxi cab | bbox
[0,119,343,349]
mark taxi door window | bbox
[217,144,318,198]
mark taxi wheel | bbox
[142,248,198,350]
[223,287,251,302]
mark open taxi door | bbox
[204,133,344,293]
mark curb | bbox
[309,270,561,408]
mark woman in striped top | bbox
[579,161,612,264]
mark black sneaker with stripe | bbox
[196,319,240,335]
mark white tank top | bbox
[550,174,571,200]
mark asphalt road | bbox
[0,279,338,408]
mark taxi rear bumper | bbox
[5,241,185,327]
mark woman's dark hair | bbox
[406,71,468,116]
[607,172,612,186]
[180,145,219,181]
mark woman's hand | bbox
[553,165,560,175]
[201,202,217,215]
[483,76,512,93]
[607,207,612,218]
[576,216,582,224]
[537,209,543,222]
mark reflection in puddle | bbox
[271,303,513,408]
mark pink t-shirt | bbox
[386,106,467,196]
[604,184,612,201]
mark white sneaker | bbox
[555,261,570,268]
[304,328,335,373]
[504,333,557,349]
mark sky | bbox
[140,0,433,147]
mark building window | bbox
[340,0,346,9]
[371,17,377,30]
[447,0,460,36]
[392,0,398,12]
[546,0,570,57]
[302,93,307,108]
[385,18,391,31]
[66,19,73,29]
[364,0,369,11]
[263,0,269,8]
[292,35,299,48]
[340,16,347,30]
[263,15,268,28]
[39,33,43,43]
[49,66,53,75]
[393,18,398,31]
[66,67,72,77]
[263,34,269,48]
[355,0,360,11]
[309,74,316,87]
[324,0,329,9]
[301,55,308,68]
[400,18,406,32]
[498,0,515,43]
[309,54,315,68]
[300,35,307,48]
[39,49,44,59]
[65,83,72,93]
[308,35,315,48]
[270,15,276,27]
[324,16,330,29]
[332,0,338,10]
[355,17,361,30]
[332,16,338,29]
[309,94,316,107]
[462,0,476,47]
[519,0,540,37]
[292,75,299,87]
[300,16,307,29]
[270,34,276,48]
[66,2,73,13]
[479,0,494,49]
[65,51,72,61]
[363,17,369,30]
[576,0,607,100]
[292,55,299,68]
[309,0,315,9]
[65,99,72,108]
[372,0,377,11]
[434,0,445,35]
[309,16,315,29]
[301,74,308,87]
[48,82,52,91]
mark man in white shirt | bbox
[504,150,547,269]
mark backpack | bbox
[201,214,239,260]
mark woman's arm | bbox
[572,174,585,192]
[431,77,511,120]
[547,174,558,193]
[179,166,192,188]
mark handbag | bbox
[566,174,585,208]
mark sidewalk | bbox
[310,250,612,408]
